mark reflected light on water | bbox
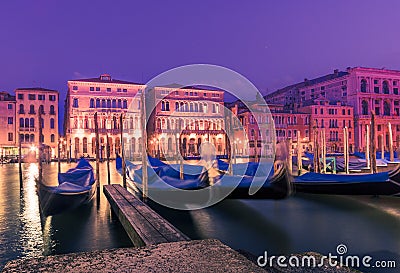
[19,163,43,258]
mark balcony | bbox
[28,111,36,115]
[19,127,35,132]
[50,111,56,115]
[18,110,25,114]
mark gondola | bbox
[37,158,96,216]
[116,156,292,200]
[294,164,400,196]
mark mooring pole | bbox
[370,111,377,173]
[344,127,349,174]
[287,138,293,175]
[38,111,43,183]
[94,112,100,189]
[106,133,111,185]
[365,124,370,169]
[57,137,61,174]
[19,135,23,188]
[120,113,127,189]
[381,133,385,160]
[297,130,302,175]
[389,122,394,162]
[321,128,326,174]
[140,90,148,201]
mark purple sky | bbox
[1,0,400,131]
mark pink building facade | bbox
[0,92,17,156]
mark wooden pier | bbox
[103,184,189,246]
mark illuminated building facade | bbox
[64,74,143,159]
[0,92,17,156]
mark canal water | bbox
[1,162,399,272]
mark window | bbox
[50,118,55,129]
[49,95,56,101]
[123,100,127,109]
[90,87,95,91]
[18,94,24,100]
[314,109,317,114]
[361,101,368,115]
[7,104,12,110]
[360,79,367,92]
[374,87,379,93]
[7,117,13,124]
[19,118,24,128]
[38,94,45,100]
[50,105,55,114]
[374,80,378,84]
[39,105,44,114]
[8,133,13,141]
[107,99,111,108]
[384,101,391,116]
[96,87,100,91]
[342,109,345,115]
[102,99,106,108]
[107,88,111,92]
[383,81,389,94]
[73,98,79,108]
[30,118,34,128]
[117,88,121,92]
[118,99,122,108]
[29,105,35,114]
[51,134,55,143]
[90,99,95,108]
[112,99,116,108]
[73,86,78,90]
[28,94,36,100]
[394,88,398,95]
[375,107,380,116]
[123,89,127,92]
[96,99,100,108]
[320,109,323,114]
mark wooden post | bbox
[287,138,293,175]
[297,130,302,175]
[120,113,127,189]
[370,111,377,173]
[389,122,394,162]
[321,128,326,174]
[140,91,148,200]
[57,137,61,173]
[106,133,111,185]
[365,124,370,169]
[344,127,349,174]
[313,128,320,173]
[19,135,23,188]
[381,134,385,160]
[94,112,100,189]
[38,111,43,183]
[227,111,233,175]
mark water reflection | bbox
[0,162,132,269]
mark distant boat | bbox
[37,158,96,216]
[116,156,292,200]
[294,165,400,196]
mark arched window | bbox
[190,103,193,112]
[96,99,100,108]
[102,99,106,108]
[112,99,116,108]
[383,81,390,94]
[19,104,24,114]
[165,101,170,111]
[362,100,369,115]
[50,105,55,114]
[24,134,29,143]
[184,103,188,112]
[29,105,35,114]
[384,101,391,116]
[83,137,87,153]
[107,99,111,108]
[175,102,179,111]
[51,134,55,143]
[25,118,29,128]
[123,100,127,109]
[90,98,95,108]
[161,101,165,111]
[361,79,367,92]
[118,99,122,108]
[194,103,198,112]
[39,105,44,114]
[50,118,55,129]
[20,118,24,128]
[29,118,35,128]
[73,98,79,108]
[30,134,34,143]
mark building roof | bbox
[69,74,142,85]
[0,91,15,101]
[15,87,58,92]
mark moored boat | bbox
[294,164,400,196]
[37,158,96,216]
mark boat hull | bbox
[37,183,96,216]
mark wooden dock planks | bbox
[103,184,189,246]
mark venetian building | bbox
[0,92,16,156]
[15,88,59,159]
[146,86,226,159]
[64,74,143,159]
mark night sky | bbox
[1,0,400,131]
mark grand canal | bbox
[0,162,399,272]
